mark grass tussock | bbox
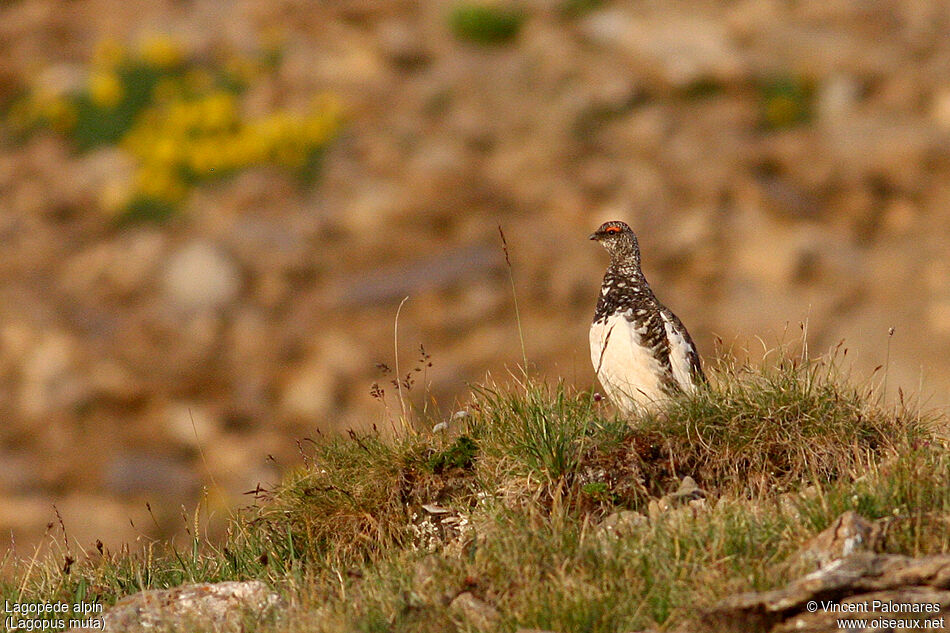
[637,355,925,494]
[3,352,948,632]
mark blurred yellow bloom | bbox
[304,114,336,144]
[224,57,261,84]
[230,131,267,165]
[135,165,185,202]
[42,98,77,132]
[89,72,124,108]
[199,93,237,131]
[93,38,125,69]
[151,137,180,167]
[187,141,222,176]
[138,34,183,69]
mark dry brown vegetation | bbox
[4,352,948,632]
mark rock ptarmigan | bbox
[589,220,705,415]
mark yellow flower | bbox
[135,165,186,202]
[151,137,180,168]
[138,34,183,69]
[303,113,337,144]
[230,131,267,165]
[224,56,261,84]
[89,72,124,108]
[42,98,77,132]
[198,93,237,131]
[187,140,222,176]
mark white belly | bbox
[590,312,668,415]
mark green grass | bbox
[3,354,948,632]
[758,74,815,130]
[449,4,525,45]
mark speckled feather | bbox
[589,221,704,413]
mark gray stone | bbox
[90,580,281,633]
[579,8,745,88]
[705,553,950,633]
[789,511,880,570]
[162,241,241,311]
[671,476,705,501]
[103,453,200,497]
[450,592,501,631]
[598,510,648,537]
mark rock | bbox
[928,300,950,337]
[647,476,708,521]
[74,147,137,212]
[18,330,86,418]
[88,360,142,404]
[816,74,862,125]
[931,86,950,131]
[595,510,649,553]
[89,580,280,633]
[278,359,336,421]
[598,510,648,538]
[410,504,473,552]
[162,241,241,311]
[102,453,200,497]
[704,553,950,633]
[62,231,166,298]
[789,511,880,571]
[648,496,707,522]
[323,244,501,308]
[671,476,705,502]
[0,450,40,492]
[377,19,430,68]
[162,401,220,448]
[579,8,745,88]
[33,63,86,97]
[449,592,501,631]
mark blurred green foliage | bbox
[450,3,525,45]
[559,0,606,18]
[426,435,478,473]
[759,74,815,130]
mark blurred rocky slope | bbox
[1,0,949,551]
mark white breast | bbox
[590,311,668,415]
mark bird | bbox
[588,220,704,415]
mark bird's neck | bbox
[608,258,645,282]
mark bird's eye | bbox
[605,227,621,235]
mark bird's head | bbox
[589,220,640,266]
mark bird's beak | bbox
[588,232,599,241]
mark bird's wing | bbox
[623,308,680,395]
[660,309,705,390]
